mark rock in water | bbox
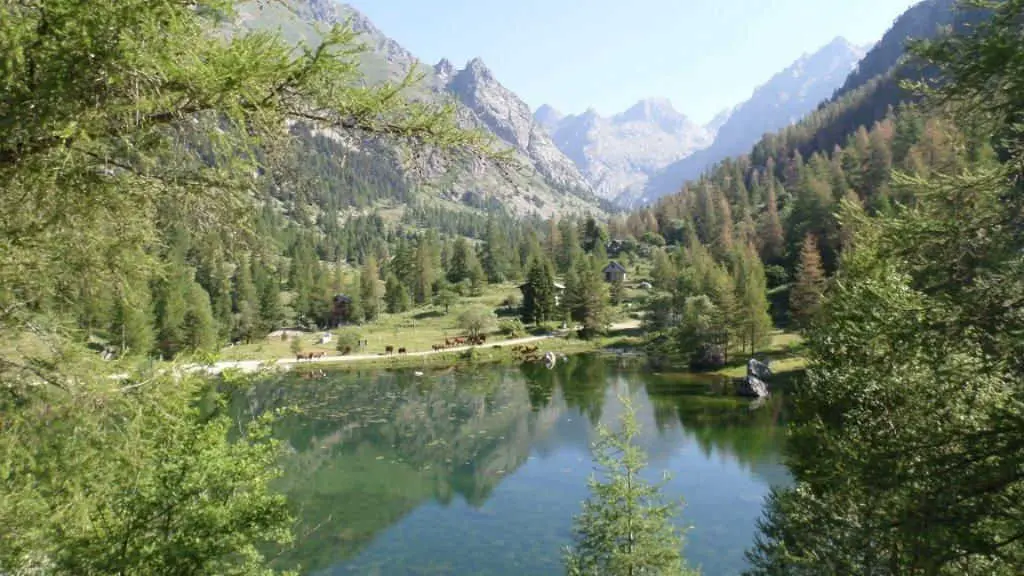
[737,358,773,398]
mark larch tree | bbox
[757,181,786,264]
[0,1,504,572]
[789,233,827,329]
[565,396,699,576]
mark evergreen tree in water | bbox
[565,396,698,576]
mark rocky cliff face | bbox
[536,98,712,201]
[234,0,603,217]
[636,37,867,205]
[443,59,594,197]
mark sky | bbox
[342,0,920,125]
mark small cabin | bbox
[330,294,354,327]
[602,261,627,283]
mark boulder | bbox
[737,358,773,398]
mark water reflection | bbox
[235,355,789,575]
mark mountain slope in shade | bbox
[233,0,602,217]
[636,36,867,205]
[536,98,713,201]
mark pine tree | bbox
[184,282,218,353]
[650,249,677,292]
[232,255,260,342]
[384,273,411,314]
[565,396,698,576]
[254,261,282,335]
[154,255,191,358]
[481,217,508,283]
[110,281,155,357]
[865,126,893,205]
[447,237,473,284]
[734,245,773,353]
[414,238,436,304]
[360,256,382,321]
[521,257,556,325]
[790,233,827,329]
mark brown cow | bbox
[398,347,407,355]
[385,345,394,355]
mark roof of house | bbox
[603,261,627,272]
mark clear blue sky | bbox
[343,0,919,125]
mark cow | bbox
[398,347,407,355]
[385,345,394,355]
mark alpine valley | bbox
[236,0,872,211]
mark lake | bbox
[236,355,790,576]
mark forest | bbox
[1,0,1022,574]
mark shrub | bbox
[335,329,361,354]
[499,318,525,338]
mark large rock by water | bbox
[737,358,773,398]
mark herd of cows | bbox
[293,333,507,362]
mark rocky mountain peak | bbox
[434,58,455,81]
[534,104,565,132]
[615,98,692,132]
[464,57,493,79]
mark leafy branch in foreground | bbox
[0,0,512,573]
[565,395,699,576]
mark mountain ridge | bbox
[633,35,866,205]
[235,0,603,218]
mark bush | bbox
[499,318,525,338]
[501,294,521,310]
[335,329,361,354]
[458,305,497,338]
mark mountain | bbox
[635,36,867,205]
[746,0,978,171]
[533,104,565,132]
[537,98,713,201]
[442,58,595,199]
[234,0,602,218]
[705,106,737,138]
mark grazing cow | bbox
[342,346,352,355]
[385,345,394,355]
[398,347,407,355]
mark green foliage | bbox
[564,396,698,576]
[384,273,412,314]
[334,328,361,353]
[498,318,526,338]
[563,256,610,338]
[289,335,303,356]
[0,0,507,572]
[788,234,826,330]
[0,372,293,575]
[747,7,1024,572]
[457,306,496,339]
[521,257,557,325]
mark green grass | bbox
[218,282,527,361]
[713,331,807,378]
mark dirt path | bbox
[200,320,641,375]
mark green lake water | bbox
[237,354,790,576]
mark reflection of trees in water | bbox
[231,359,787,573]
[646,386,788,482]
[233,366,564,573]
[557,355,609,426]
